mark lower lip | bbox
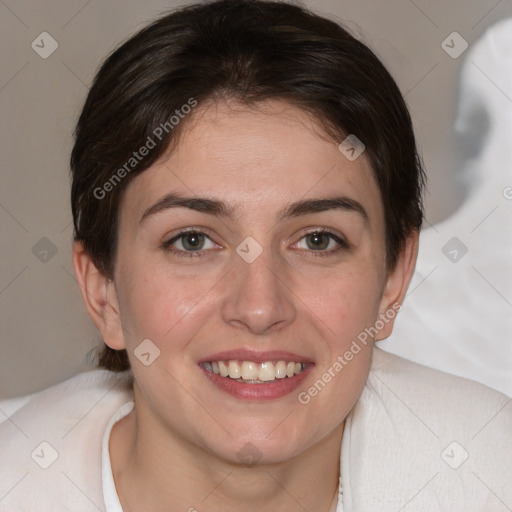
[200,365,313,400]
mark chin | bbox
[208,426,313,467]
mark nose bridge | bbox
[220,244,296,335]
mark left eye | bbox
[165,231,217,252]
[295,231,344,251]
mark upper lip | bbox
[199,350,313,364]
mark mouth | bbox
[198,351,314,400]
[201,359,309,383]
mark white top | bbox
[1,347,510,511]
[101,401,134,512]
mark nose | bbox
[220,249,296,335]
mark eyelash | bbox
[161,228,349,258]
[161,228,219,258]
[294,228,349,258]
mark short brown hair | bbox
[71,0,425,372]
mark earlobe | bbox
[375,231,419,341]
[72,241,126,350]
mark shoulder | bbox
[367,347,511,444]
[1,368,134,430]
[371,346,510,398]
[369,347,511,424]
[341,348,511,511]
[0,369,134,510]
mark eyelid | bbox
[161,227,221,252]
[163,226,216,241]
[292,227,349,247]
[287,229,350,259]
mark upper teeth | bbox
[203,360,305,382]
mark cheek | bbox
[298,264,382,343]
[297,270,377,420]
[116,261,222,350]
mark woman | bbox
[1,1,510,510]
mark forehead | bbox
[121,99,384,228]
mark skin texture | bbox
[73,99,418,512]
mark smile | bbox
[199,353,313,400]
[202,360,308,383]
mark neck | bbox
[110,387,343,512]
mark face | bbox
[94,99,407,464]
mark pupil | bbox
[184,232,204,250]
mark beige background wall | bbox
[1,0,510,399]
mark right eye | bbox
[162,230,219,256]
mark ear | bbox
[72,241,126,350]
[374,230,419,341]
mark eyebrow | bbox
[139,192,369,225]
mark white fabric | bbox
[101,401,134,512]
[382,18,512,396]
[1,348,510,511]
